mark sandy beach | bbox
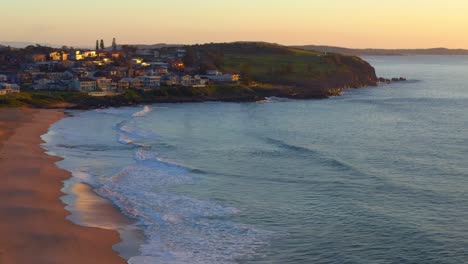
[0,108,126,264]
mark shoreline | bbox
[0,108,129,264]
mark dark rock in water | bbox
[378,77,407,84]
[378,77,391,83]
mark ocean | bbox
[43,56,468,264]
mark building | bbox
[71,78,97,91]
[94,77,113,91]
[0,74,7,82]
[33,79,72,90]
[203,71,240,83]
[193,75,209,87]
[180,75,193,87]
[0,83,20,94]
[70,51,84,61]
[154,66,169,75]
[118,78,132,90]
[161,74,179,86]
[26,54,47,63]
[47,71,73,80]
[139,76,161,89]
[120,77,144,89]
[83,51,98,58]
[49,51,68,61]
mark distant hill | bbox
[0,41,61,48]
[293,45,468,56]
[116,43,183,50]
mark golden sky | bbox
[2,0,468,48]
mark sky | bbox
[2,0,468,49]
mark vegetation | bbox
[0,85,261,109]
[183,42,377,90]
[0,42,378,109]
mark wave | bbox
[45,106,270,263]
[133,106,153,117]
[258,97,293,103]
[95,107,134,116]
[116,120,158,147]
[94,148,267,264]
[55,143,135,152]
[264,137,366,176]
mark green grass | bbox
[220,48,337,85]
[0,91,89,108]
[0,86,258,109]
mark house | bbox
[136,49,153,56]
[120,77,143,89]
[180,75,193,87]
[47,71,73,80]
[206,69,221,75]
[139,76,161,89]
[94,77,113,91]
[118,78,133,90]
[71,78,97,91]
[192,75,209,87]
[170,61,185,71]
[33,78,54,90]
[71,68,89,78]
[0,83,20,94]
[83,51,97,58]
[33,79,72,90]
[111,52,122,59]
[203,71,240,83]
[161,74,179,86]
[26,54,47,63]
[70,51,84,61]
[49,51,68,61]
[154,66,168,75]
[132,58,144,65]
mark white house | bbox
[180,75,193,87]
[71,78,97,91]
[0,83,20,94]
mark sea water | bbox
[43,56,468,263]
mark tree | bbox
[182,47,196,67]
[240,63,252,85]
[100,39,105,50]
[96,40,99,51]
[112,38,117,51]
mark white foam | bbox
[95,149,268,264]
[43,107,270,264]
[133,106,153,117]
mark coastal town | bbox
[0,39,240,96]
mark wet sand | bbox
[0,108,127,264]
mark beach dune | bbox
[0,108,125,264]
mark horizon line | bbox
[2,40,468,51]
